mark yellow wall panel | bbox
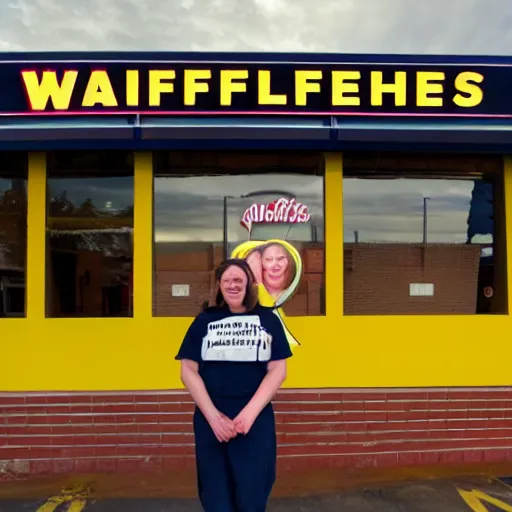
[2,313,512,391]
[133,152,153,320]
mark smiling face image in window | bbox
[231,239,303,350]
[232,239,301,308]
[260,243,295,301]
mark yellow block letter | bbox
[332,71,361,106]
[82,70,118,107]
[184,69,211,106]
[295,70,322,106]
[417,71,445,107]
[220,70,248,106]
[21,70,77,111]
[126,70,139,107]
[258,70,287,105]
[453,71,484,107]
[371,71,407,106]
[149,70,175,107]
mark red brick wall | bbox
[2,388,512,478]
[154,243,325,317]
[153,242,484,317]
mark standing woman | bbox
[176,258,293,512]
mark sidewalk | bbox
[0,470,511,510]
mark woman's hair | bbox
[261,242,296,291]
[205,258,259,312]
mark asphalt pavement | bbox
[0,475,512,511]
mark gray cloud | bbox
[0,0,511,54]
[153,173,324,242]
[48,176,133,212]
[343,178,481,243]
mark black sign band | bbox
[0,58,510,117]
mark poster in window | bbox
[231,197,310,351]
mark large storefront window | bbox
[0,152,27,318]
[153,152,325,318]
[46,152,134,318]
[343,153,506,315]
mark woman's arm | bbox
[180,359,236,442]
[180,359,217,419]
[233,359,287,434]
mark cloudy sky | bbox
[2,0,504,247]
[0,0,510,54]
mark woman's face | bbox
[262,244,289,290]
[219,265,247,310]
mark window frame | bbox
[151,151,332,318]
[341,152,508,317]
[42,151,137,319]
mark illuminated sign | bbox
[241,197,310,231]
[0,55,510,117]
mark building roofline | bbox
[0,51,511,65]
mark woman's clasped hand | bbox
[207,408,257,442]
[207,411,236,442]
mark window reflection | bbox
[153,152,325,317]
[46,152,134,318]
[0,153,27,317]
[343,153,505,315]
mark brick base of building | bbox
[2,388,512,479]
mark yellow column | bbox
[133,152,153,320]
[26,152,47,320]
[504,156,512,313]
[323,152,344,317]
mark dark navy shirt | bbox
[176,305,293,399]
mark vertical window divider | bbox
[324,152,344,318]
[26,152,47,320]
[133,152,154,320]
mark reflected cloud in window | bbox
[343,179,487,244]
[154,174,323,243]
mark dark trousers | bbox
[193,400,276,512]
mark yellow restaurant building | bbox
[1,51,512,477]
